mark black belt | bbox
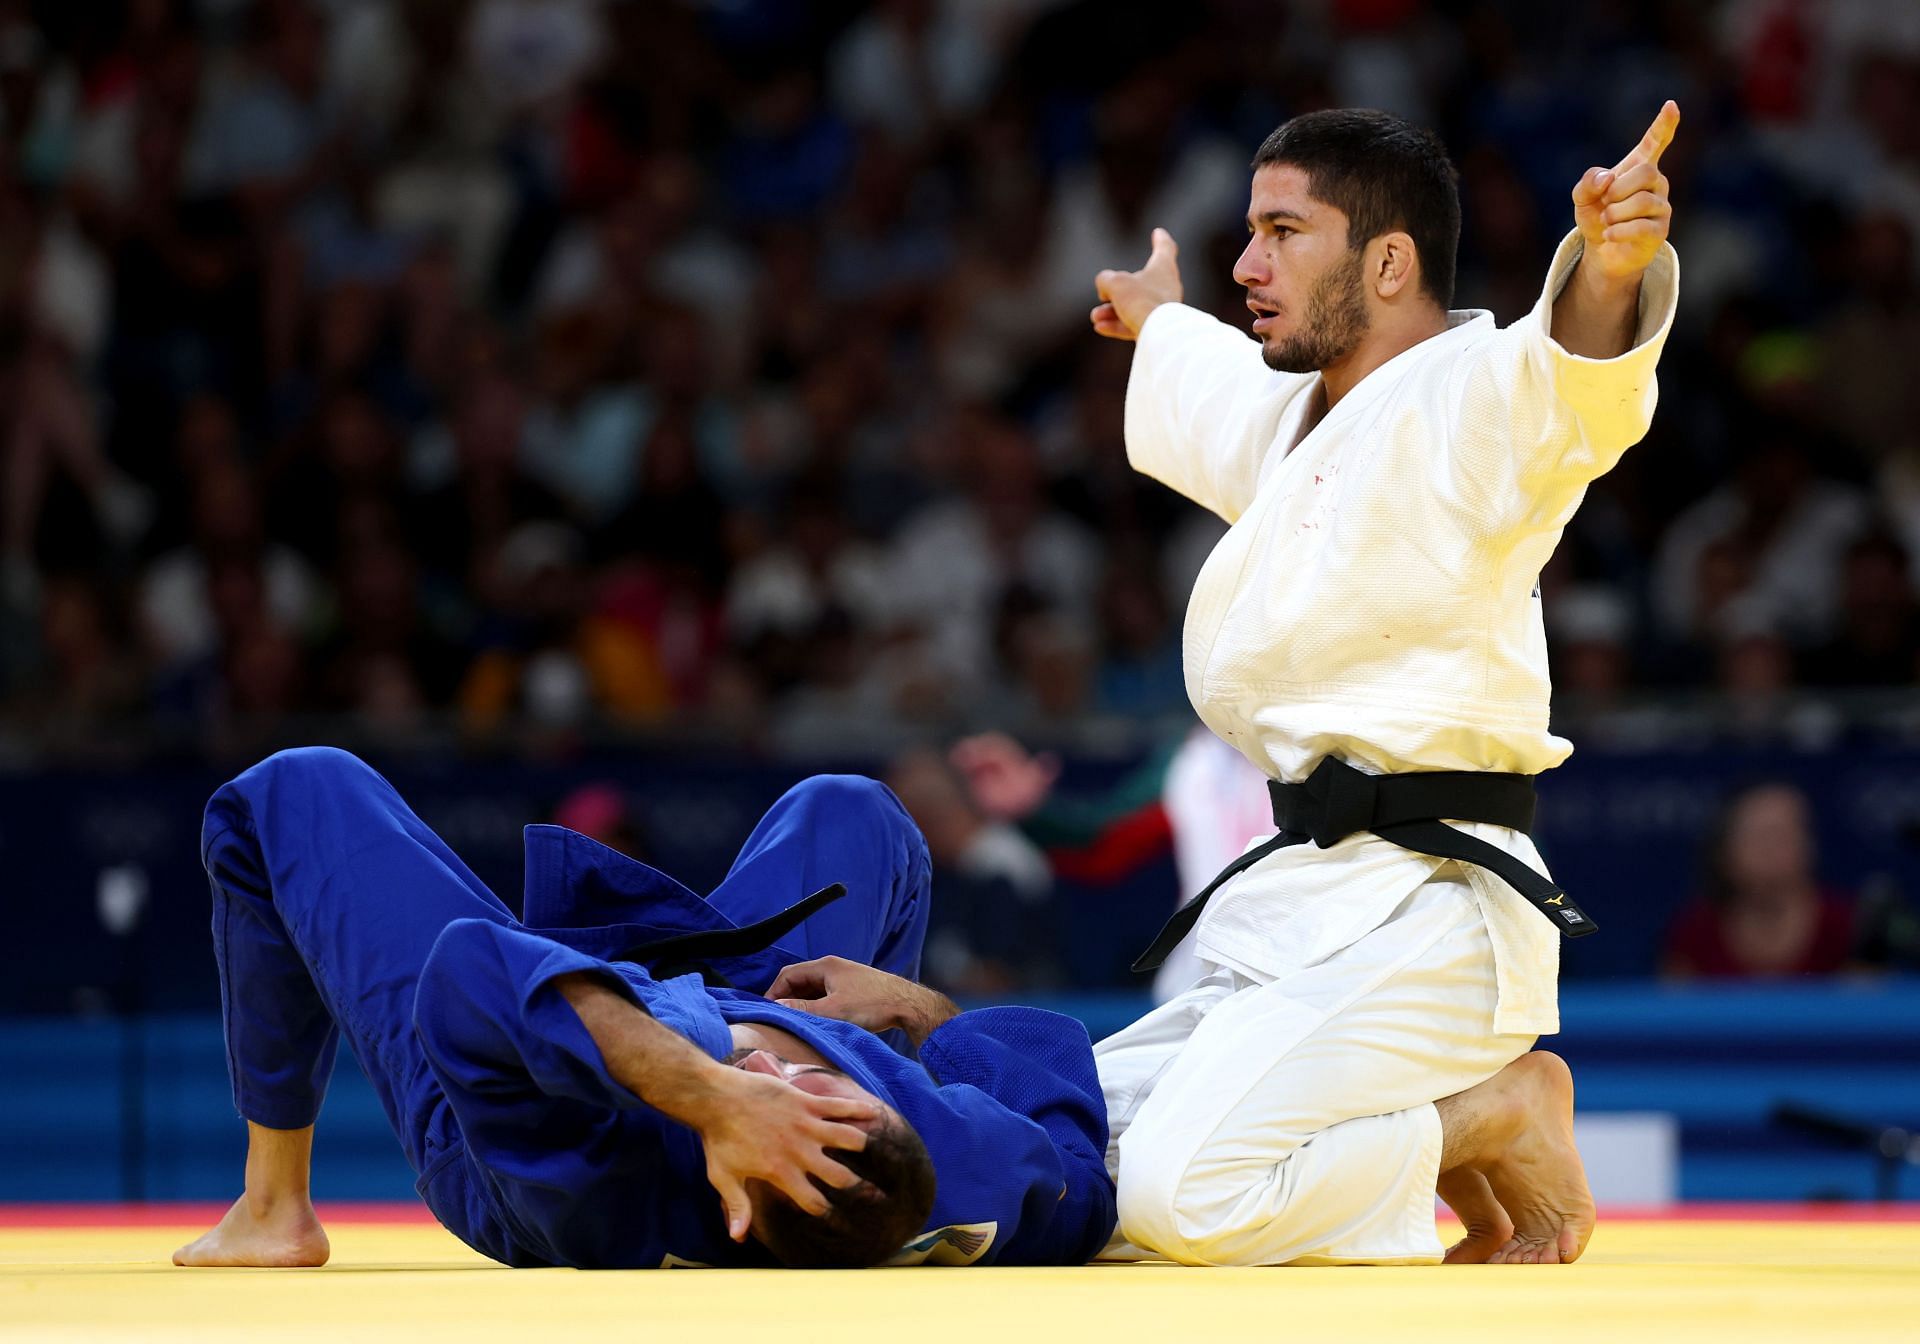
[616,882,848,982]
[1132,757,1594,973]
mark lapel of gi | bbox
[518,823,737,960]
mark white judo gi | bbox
[1094,230,1680,1266]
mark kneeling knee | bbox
[787,774,909,829]
[1114,1161,1210,1265]
[254,745,378,789]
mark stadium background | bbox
[1,0,1917,1209]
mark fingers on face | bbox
[809,1150,866,1191]
[712,1176,750,1237]
[786,1173,833,1216]
[810,1093,881,1127]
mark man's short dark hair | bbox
[1252,108,1462,308]
[754,1113,937,1268]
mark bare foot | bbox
[1477,1052,1595,1265]
[1437,1168,1513,1264]
[172,1192,330,1268]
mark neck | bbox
[1321,306,1450,409]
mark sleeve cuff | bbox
[1531,229,1678,426]
[1535,229,1679,364]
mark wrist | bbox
[901,988,961,1047]
[1127,297,1174,336]
[646,1053,739,1131]
[1573,248,1641,304]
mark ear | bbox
[1372,231,1420,299]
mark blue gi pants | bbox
[200,747,930,1176]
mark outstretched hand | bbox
[1091,227,1184,340]
[695,1069,878,1243]
[1571,100,1678,286]
[769,955,960,1047]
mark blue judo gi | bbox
[200,747,1115,1269]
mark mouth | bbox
[1246,297,1281,335]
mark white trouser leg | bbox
[1095,874,1534,1265]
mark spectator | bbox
[886,411,1099,690]
[885,745,1057,993]
[1094,559,1184,717]
[1801,530,1920,686]
[1651,431,1868,648]
[138,461,320,673]
[1664,783,1858,980]
[6,0,1920,764]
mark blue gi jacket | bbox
[409,825,1116,1269]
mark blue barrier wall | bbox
[8,745,1918,1206]
[4,982,1916,1205]
[8,741,1920,1015]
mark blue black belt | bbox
[1132,757,1594,974]
[618,882,848,983]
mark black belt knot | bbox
[1297,756,1378,847]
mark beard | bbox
[1259,248,1371,373]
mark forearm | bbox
[555,973,732,1129]
[895,986,961,1048]
[1549,255,1641,360]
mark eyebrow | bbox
[1247,209,1310,230]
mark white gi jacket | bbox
[1125,230,1679,1036]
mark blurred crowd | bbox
[2,0,1920,761]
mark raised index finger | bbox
[1613,100,1679,173]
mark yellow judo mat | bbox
[5,1211,1918,1344]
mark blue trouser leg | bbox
[202,747,515,1172]
[704,775,933,993]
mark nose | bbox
[736,1049,784,1078]
[1232,235,1268,289]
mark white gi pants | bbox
[1095,869,1536,1265]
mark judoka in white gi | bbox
[1086,104,1682,1266]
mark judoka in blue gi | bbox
[172,747,1115,1270]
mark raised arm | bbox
[1551,101,1679,359]
[1092,229,1310,523]
[1445,105,1682,526]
